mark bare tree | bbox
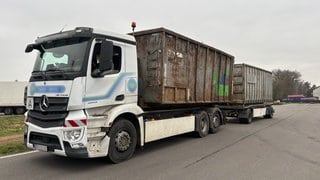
[272,69,316,100]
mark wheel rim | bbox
[200,118,208,133]
[16,108,25,114]
[4,108,12,115]
[115,130,131,152]
[213,115,220,127]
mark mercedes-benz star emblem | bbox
[39,95,49,112]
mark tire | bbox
[107,119,137,163]
[247,114,253,124]
[15,107,26,115]
[4,107,13,115]
[264,113,273,119]
[196,111,209,138]
[239,109,252,124]
[264,106,274,119]
[239,118,247,124]
[209,112,221,134]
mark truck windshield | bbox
[33,37,89,73]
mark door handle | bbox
[115,94,125,101]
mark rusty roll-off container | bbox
[232,64,273,104]
[133,28,234,108]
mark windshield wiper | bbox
[46,69,64,72]
[46,69,66,75]
[31,71,46,80]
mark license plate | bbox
[26,97,34,110]
[34,144,48,152]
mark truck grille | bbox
[29,97,68,128]
[29,132,62,150]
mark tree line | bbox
[272,69,317,100]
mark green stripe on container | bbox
[213,71,219,96]
[224,85,229,97]
[219,84,224,96]
[213,71,218,85]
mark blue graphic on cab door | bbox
[83,72,136,102]
[126,78,137,94]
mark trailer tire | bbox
[196,111,209,138]
[264,113,273,119]
[264,106,274,119]
[107,119,137,163]
[4,107,13,115]
[209,111,221,134]
[15,107,26,115]
[239,109,252,124]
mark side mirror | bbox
[25,43,44,53]
[25,44,35,53]
[99,40,113,72]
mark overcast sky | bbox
[1,0,320,86]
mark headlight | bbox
[64,129,83,142]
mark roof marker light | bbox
[131,21,136,35]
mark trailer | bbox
[0,81,27,115]
[221,64,274,123]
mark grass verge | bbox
[0,141,31,157]
[0,115,25,136]
[0,115,31,157]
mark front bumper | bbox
[25,122,89,158]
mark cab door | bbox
[84,39,126,110]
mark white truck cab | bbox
[25,27,144,162]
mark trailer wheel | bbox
[196,111,209,138]
[264,113,273,119]
[209,112,221,134]
[264,106,274,119]
[15,107,26,115]
[107,119,137,163]
[4,107,13,115]
[239,109,252,124]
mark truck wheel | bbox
[15,107,26,115]
[107,119,137,163]
[209,112,221,134]
[196,111,209,138]
[4,108,13,115]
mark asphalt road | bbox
[1,104,320,180]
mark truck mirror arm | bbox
[25,44,35,53]
[25,43,45,54]
[91,69,104,78]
